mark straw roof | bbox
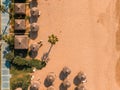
[47,86,55,90]
[30,81,40,90]
[30,43,39,52]
[30,7,39,16]
[30,23,39,32]
[14,35,29,49]
[77,72,87,83]
[46,72,56,83]
[15,3,25,14]
[63,79,71,88]
[62,66,71,75]
[15,19,26,30]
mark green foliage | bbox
[11,56,46,70]
[13,56,28,66]
[5,52,14,62]
[2,35,14,50]
[48,34,58,45]
[28,59,46,69]
[11,75,31,90]
[25,15,30,20]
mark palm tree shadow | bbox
[59,83,67,90]
[44,78,52,87]
[59,71,68,81]
[41,45,53,61]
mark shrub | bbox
[11,75,31,90]
[13,56,28,66]
[5,52,14,62]
[2,35,14,50]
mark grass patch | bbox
[10,65,31,90]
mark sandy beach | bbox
[30,0,120,90]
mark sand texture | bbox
[29,0,120,90]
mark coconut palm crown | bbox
[48,34,58,45]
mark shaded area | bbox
[59,71,68,81]
[30,16,39,23]
[29,50,38,58]
[59,83,67,90]
[115,0,120,87]
[41,45,53,61]
[14,49,28,58]
[14,0,26,3]
[29,31,38,39]
[44,78,53,87]
[29,0,38,8]
[14,30,26,34]
[14,14,26,19]
[44,72,56,87]
[73,76,82,86]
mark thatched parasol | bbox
[77,72,87,83]
[46,72,56,83]
[30,43,39,52]
[63,79,71,88]
[30,7,39,17]
[30,23,39,32]
[47,86,55,90]
[30,81,40,90]
[62,66,71,75]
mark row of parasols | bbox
[29,66,87,90]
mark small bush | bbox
[2,35,14,50]
[5,52,14,62]
[11,75,31,90]
[11,56,46,70]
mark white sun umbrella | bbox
[30,81,40,90]
[30,43,39,52]
[30,23,39,32]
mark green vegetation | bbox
[5,51,14,62]
[11,74,31,90]
[5,53,46,70]
[2,35,14,50]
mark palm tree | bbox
[48,34,58,45]
[42,34,58,61]
[47,34,58,55]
